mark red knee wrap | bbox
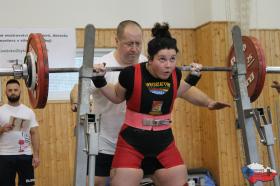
[183,183,188,186]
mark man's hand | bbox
[271,81,280,93]
[71,103,78,112]
[208,101,231,110]
[32,156,40,168]
[0,123,13,134]
[70,84,78,112]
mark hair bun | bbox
[151,22,171,38]
[147,22,178,60]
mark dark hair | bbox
[116,20,142,39]
[6,79,20,86]
[147,22,179,60]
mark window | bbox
[48,48,113,101]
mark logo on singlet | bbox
[150,101,163,115]
[145,81,170,95]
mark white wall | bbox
[194,0,212,27]
[0,0,279,29]
[213,0,280,29]
[250,0,280,29]
[0,0,193,28]
[161,0,195,28]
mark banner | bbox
[0,28,76,68]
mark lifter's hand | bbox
[189,62,202,76]
[185,62,202,86]
[271,81,280,93]
[208,100,231,110]
[93,63,106,76]
[92,63,107,88]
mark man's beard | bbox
[7,95,20,103]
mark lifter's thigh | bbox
[153,165,187,186]
[110,168,143,186]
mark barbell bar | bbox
[1,33,280,109]
[2,66,280,76]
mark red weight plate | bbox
[26,33,49,108]
[227,36,266,102]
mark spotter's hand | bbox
[271,81,280,93]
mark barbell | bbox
[1,33,280,109]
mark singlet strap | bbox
[170,70,178,112]
[127,64,142,111]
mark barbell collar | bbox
[12,64,27,79]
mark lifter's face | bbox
[148,49,177,80]
[6,83,21,103]
[116,25,143,65]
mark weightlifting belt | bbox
[124,109,172,131]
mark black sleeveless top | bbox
[119,62,181,115]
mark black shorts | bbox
[0,155,35,186]
[141,156,164,175]
[86,153,114,177]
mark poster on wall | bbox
[0,28,76,68]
